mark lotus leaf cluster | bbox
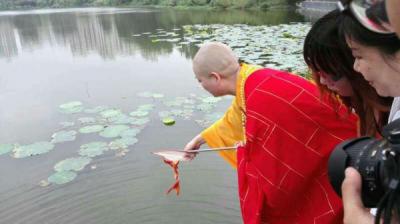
[138,23,311,75]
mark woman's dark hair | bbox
[338,9,400,57]
[304,9,393,136]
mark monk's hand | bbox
[342,167,374,224]
[183,134,205,160]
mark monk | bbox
[185,42,360,223]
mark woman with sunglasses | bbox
[303,9,392,137]
[336,0,400,223]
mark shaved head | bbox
[192,42,239,78]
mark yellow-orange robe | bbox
[200,63,261,168]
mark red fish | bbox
[153,151,189,195]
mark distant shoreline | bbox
[296,0,336,11]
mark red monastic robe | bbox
[237,69,358,224]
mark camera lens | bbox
[328,136,386,207]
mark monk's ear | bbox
[209,72,222,82]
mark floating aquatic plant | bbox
[51,130,77,143]
[137,104,155,111]
[78,117,96,124]
[196,103,215,112]
[79,142,109,157]
[59,101,83,114]
[202,97,221,104]
[79,125,104,134]
[84,106,108,114]
[99,125,130,138]
[54,157,92,172]
[0,143,13,155]
[100,109,122,119]
[119,128,141,138]
[150,23,311,75]
[131,117,150,126]
[59,121,74,128]
[109,114,135,124]
[48,171,77,185]
[13,141,55,158]
[109,137,138,150]
[196,112,224,128]
[129,110,149,117]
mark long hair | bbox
[338,10,400,57]
[303,9,393,136]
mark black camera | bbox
[328,118,400,207]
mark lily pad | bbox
[79,142,108,157]
[78,117,96,124]
[48,171,77,185]
[196,103,214,112]
[60,121,74,128]
[51,130,77,143]
[0,144,14,155]
[100,109,122,119]
[131,118,150,126]
[202,97,221,104]
[162,118,175,126]
[120,128,141,138]
[129,110,149,117]
[79,125,104,134]
[54,157,92,172]
[59,101,83,114]
[99,125,130,138]
[84,106,108,114]
[109,137,138,150]
[13,141,55,158]
[110,114,135,124]
[138,104,155,111]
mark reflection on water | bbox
[0,8,305,224]
[0,8,304,60]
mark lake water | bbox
[0,7,307,224]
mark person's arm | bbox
[342,167,375,224]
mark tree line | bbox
[0,0,296,10]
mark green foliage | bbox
[0,0,291,9]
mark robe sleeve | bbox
[200,98,244,168]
